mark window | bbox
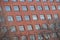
[1,26,7,33]
[5,6,11,11]
[14,6,19,11]
[30,6,35,11]
[35,24,40,30]
[22,6,27,11]
[38,34,43,40]
[20,0,25,2]
[54,14,58,19]
[10,26,16,32]
[47,14,52,20]
[27,25,32,31]
[2,37,9,40]
[24,15,30,21]
[8,16,13,22]
[28,0,33,2]
[43,0,47,2]
[0,6,2,11]
[37,6,42,10]
[19,26,24,32]
[51,6,56,10]
[3,0,8,2]
[52,33,57,38]
[11,0,17,2]
[49,0,53,2]
[12,37,18,40]
[44,34,50,39]
[44,6,49,10]
[21,36,27,40]
[30,35,35,40]
[56,0,60,2]
[42,24,48,29]
[32,15,38,20]
[58,5,60,10]
[36,0,40,2]
[16,16,22,21]
[0,16,4,22]
[49,24,55,30]
[40,15,45,20]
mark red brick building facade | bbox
[0,0,60,40]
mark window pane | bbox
[28,0,33,2]
[37,6,42,10]
[27,25,32,31]
[35,24,40,30]
[52,33,57,38]
[5,6,10,11]
[49,24,55,30]
[49,0,53,2]
[40,15,45,20]
[42,24,48,29]
[20,0,25,2]
[58,5,60,10]
[51,6,56,10]
[11,0,17,2]
[38,34,43,40]
[8,16,13,22]
[12,37,18,40]
[16,16,22,21]
[0,6,2,11]
[19,26,24,32]
[24,15,30,21]
[36,0,40,2]
[56,0,60,2]
[3,0,8,2]
[44,6,49,10]
[14,6,19,11]
[30,35,35,40]
[21,36,27,40]
[0,16,4,22]
[10,26,16,32]
[30,6,35,11]
[47,14,52,20]
[2,37,9,40]
[1,26,7,33]
[54,14,58,19]
[44,34,50,39]
[43,0,47,2]
[32,15,37,20]
[22,6,27,11]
